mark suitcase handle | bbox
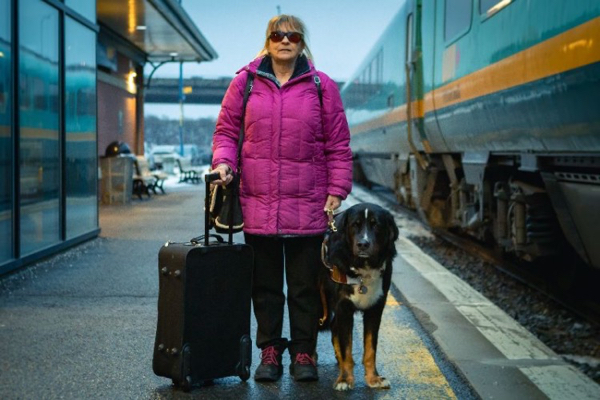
[204,173,219,246]
[205,172,221,183]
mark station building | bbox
[0,0,217,275]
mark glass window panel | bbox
[0,0,12,263]
[445,0,473,41]
[65,18,97,239]
[65,0,96,22]
[19,0,60,256]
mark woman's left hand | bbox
[324,195,342,212]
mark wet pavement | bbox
[0,176,475,399]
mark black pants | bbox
[244,233,323,356]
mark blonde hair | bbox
[256,14,314,61]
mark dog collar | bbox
[330,264,363,286]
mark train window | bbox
[348,48,384,108]
[406,13,413,63]
[445,0,473,42]
[480,0,512,17]
[376,49,383,84]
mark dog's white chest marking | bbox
[349,269,384,310]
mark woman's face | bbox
[268,24,304,64]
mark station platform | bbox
[0,175,598,399]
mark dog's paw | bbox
[333,377,355,391]
[366,376,391,389]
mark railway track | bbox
[433,227,600,327]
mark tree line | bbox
[144,115,216,151]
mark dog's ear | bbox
[385,211,399,252]
[339,210,354,249]
[327,210,352,269]
[333,210,349,242]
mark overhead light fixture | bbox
[127,71,138,94]
[136,25,146,31]
[170,52,178,57]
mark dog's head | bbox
[328,203,399,271]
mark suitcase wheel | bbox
[237,334,252,381]
[175,376,192,392]
[239,365,250,382]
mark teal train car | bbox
[341,0,600,270]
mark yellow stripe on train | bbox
[433,16,600,111]
[350,16,600,136]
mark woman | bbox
[211,14,352,382]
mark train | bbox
[340,0,600,271]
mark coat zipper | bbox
[251,67,314,234]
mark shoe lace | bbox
[294,353,316,366]
[260,346,280,366]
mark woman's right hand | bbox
[211,164,233,186]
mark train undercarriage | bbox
[356,152,600,271]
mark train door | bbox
[405,1,434,221]
[419,0,450,153]
[405,1,429,170]
[405,0,455,227]
[406,1,450,159]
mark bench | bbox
[176,157,202,183]
[133,156,168,197]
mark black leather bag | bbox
[208,174,243,233]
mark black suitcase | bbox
[152,173,253,391]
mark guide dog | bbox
[319,203,399,390]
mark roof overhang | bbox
[97,0,218,63]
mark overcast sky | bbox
[145,0,403,119]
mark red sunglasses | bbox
[269,31,303,44]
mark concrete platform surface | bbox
[0,178,473,399]
[3,177,597,399]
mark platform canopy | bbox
[97,0,217,63]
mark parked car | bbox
[148,146,179,171]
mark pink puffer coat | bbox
[212,55,352,235]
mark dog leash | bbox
[326,209,337,232]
